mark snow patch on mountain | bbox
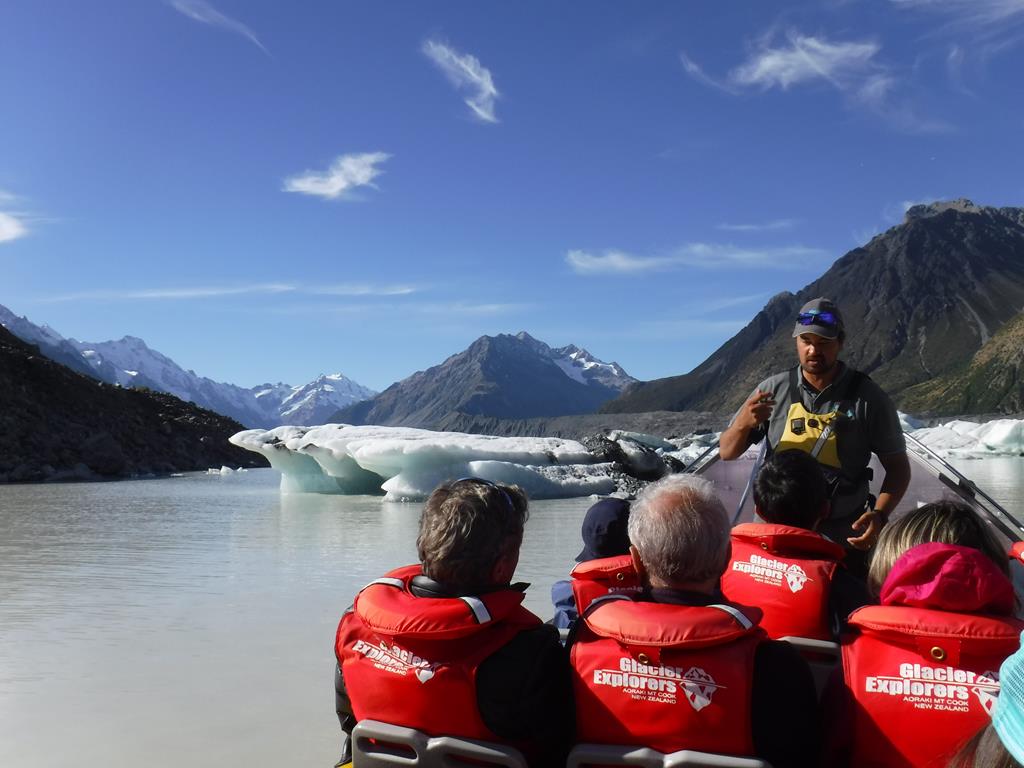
[0,303,374,427]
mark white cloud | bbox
[37,282,424,303]
[566,249,675,274]
[0,212,28,244]
[890,0,1024,26]
[566,244,828,275]
[679,52,736,93]
[41,284,297,302]
[310,284,418,297]
[683,32,951,134]
[416,301,528,315]
[283,152,391,200]
[716,219,798,232]
[422,40,500,123]
[170,0,268,54]
[731,33,881,90]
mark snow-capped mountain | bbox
[272,374,376,425]
[335,331,637,428]
[549,343,634,392]
[0,304,375,427]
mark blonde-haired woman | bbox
[824,499,1023,768]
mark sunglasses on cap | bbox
[796,310,839,328]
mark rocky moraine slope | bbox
[0,326,266,482]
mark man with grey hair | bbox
[570,475,819,767]
[334,478,573,767]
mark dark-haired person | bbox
[570,475,819,768]
[721,450,870,640]
[719,297,911,577]
[824,501,1024,768]
[551,497,635,629]
[333,479,573,767]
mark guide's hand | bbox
[736,389,775,431]
[847,509,884,550]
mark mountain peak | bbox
[604,198,1024,415]
[904,198,985,222]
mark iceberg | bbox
[228,416,1024,502]
[229,424,617,500]
[909,418,1024,457]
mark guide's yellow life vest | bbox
[775,401,842,469]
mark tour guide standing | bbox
[719,298,910,573]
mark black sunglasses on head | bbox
[796,310,839,328]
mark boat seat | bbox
[351,720,527,768]
[568,744,770,768]
[778,635,840,698]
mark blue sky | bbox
[2,0,1023,392]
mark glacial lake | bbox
[1,458,1023,767]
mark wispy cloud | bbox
[0,211,29,244]
[566,243,828,275]
[0,190,30,244]
[679,52,736,93]
[422,40,500,123]
[37,282,420,303]
[261,299,526,317]
[416,301,528,315]
[891,1,1024,65]
[716,219,798,232]
[283,152,391,201]
[731,34,881,90]
[682,31,951,134]
[890,0,1024,28]
[310,284,417,297]
[170,0,268,54]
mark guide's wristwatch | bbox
[872,507,890,524]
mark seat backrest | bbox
[352,720,527,768]
[567,744,771,768]
[778,636,840,699]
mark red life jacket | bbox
[335,565,541,742]
[842,605,1024,767]
[571,597,763,756]
[721,523,845,641]
[570,555,642,617]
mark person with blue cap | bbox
[550,497,631,629]
[719,297,911,580]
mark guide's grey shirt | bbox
[737,362,906,540]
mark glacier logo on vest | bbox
[732,554,811,593]
[682,667,719,711]
[863,662,1000,714]
[591,657,722,710]
[785,564,809,593]
[351,639,438,684]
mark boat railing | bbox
[351,720,527,768]
[567,744,771,768]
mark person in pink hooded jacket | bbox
[823,501,1024,768]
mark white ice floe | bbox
[230,424,616,500]
[910,419,1024,457]
[207,466,249,476]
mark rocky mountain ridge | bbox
[334,331,636,428]
[603,199,1024,416]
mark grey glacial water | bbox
[0,459,1022,767]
